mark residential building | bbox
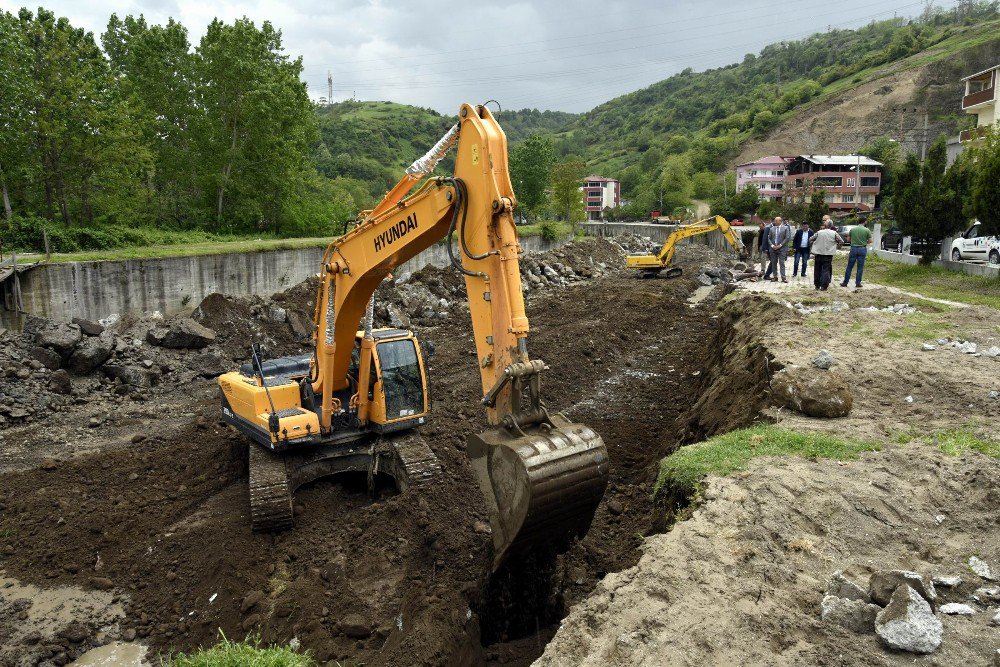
[735,156,792,202]
[947,63,997,165]
[783,154,883,212]
[581,176,620,221]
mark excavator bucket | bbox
[467,413,609,571]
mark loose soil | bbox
[0,240,737,666]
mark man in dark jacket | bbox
[792,222,814,277]
[756,220,772,277]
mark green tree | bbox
[509,134,554,223]
[691,171,719,200]
[194,18,318,233]
[806,191,829,225]
[549,157,586,222]
[972,128,1000,236]
[861,136,901,208]
[731,183,761,218]
[0,11,33,219]
[658,154,693,212]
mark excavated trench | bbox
[0,244,780,666]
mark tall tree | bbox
[806,191,829,225]
[0,11,33,219]
[972,128,1000,236]
[549,157,586,222]
[509,134,554,223]
[194,18,318,233]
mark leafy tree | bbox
[806,191,829,225]
[731,184,761,218]
[549,157,586,222]
[0,11,33,219]
[691,171,719,200]
[658,154,693,212]
[861,136,901,208]
[509,134,554,222]
[194,18,317,233]
[757,200,780,220]
[752,110,777,137]
[972,128,1000,236]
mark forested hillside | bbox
[563,1,1000,217]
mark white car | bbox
[951,222,1000,265]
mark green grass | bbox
[168,634,313,667]
[20,236,334,264]
[836,255,1000,310]
[934,429,1000,459]
[883,312,963,343]
[654,425,879,498]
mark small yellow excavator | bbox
[625,215,745,278]
[217,103,608,570]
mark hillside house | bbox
[735,156,793,202]
[783,155,883,212]
[581,176,620,221]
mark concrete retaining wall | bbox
[2,234,569,326]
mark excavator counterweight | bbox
[218,103,608,571]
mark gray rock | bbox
[971,556,995,581]
[869,570,937,609]
[268,306,287,323]
[922,344,936,351]
[33,321,82,358]
[30,346,62,371]
[974,586,1000,603]
[994,648,1000,667]
[830,301,849,313]
[146,318,216,349]
[697,274,713,286]
[287,311,314,340]
[827,571,868,601]
[67,334,114,374]
[932,575,962,588]
[984,346,1000,358]
[959,341,978,354]
[103,365,157,388]
[939,602,976,615]
[812,349,835,370]
[49,370,73,395]
[542,265,558,279]
[993,609,1000,626]
[820,595,879,633]
[770,367,853,418]
[875,584,943,654]
[387,304,410,329]
[71,317,105,337]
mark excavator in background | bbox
[626,215,745,278]
[217,103,609,571]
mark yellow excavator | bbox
[625,215,745,278]
[217,103,609,570]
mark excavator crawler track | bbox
[247,435,442,533]
[248,444,294,532]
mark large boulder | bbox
[103,364,158,388]
[67,333,114,374]
[287,311,314,340]
[869,570,937,609]
[826,571,868,601]
[71,317,105,337]
[29,346,63,371]
[770,366,853,418]
[146,318,216,349]
[875,584,942,654]
[29,319,82,358]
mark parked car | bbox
[880,225,943,255]
[881,226,905,252]
[836,224,860,240]
[731,218,744,226]
[951,222,1000,265]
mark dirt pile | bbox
[534,446,1000,666]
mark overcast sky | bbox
[1,0,954,113]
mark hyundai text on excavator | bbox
[625,215,745,278]
[217,103,609,570]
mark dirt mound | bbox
[535,446,1000,666]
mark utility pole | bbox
[327,70,333,105]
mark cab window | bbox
[377,340,424,419]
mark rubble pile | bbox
[923,338,1000,358]
[819,559,1000,655]
[0,315,229,428]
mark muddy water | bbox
[68,642,149,666]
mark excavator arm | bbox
[307,103,608,567]
[626,215,745,277]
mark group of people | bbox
[754,215,872,290]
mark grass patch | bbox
[654,424,879,498]
[848,255,1000,310]
[933,429,1000,459]
[883,312,960,343]
[169,633,313,667]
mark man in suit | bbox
[767,216,792,282]
[792,221,814,278]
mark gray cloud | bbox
[0,0,952,112]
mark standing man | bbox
[757,219,773,277]
[841,219,873,289]
[809,220,844,290]
[792,221,814,278]
[767,216,792,283]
